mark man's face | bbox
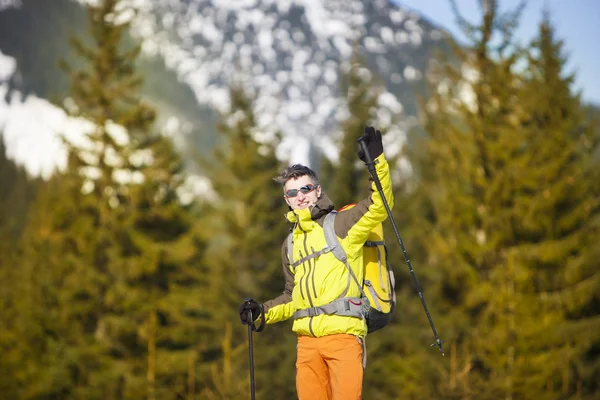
[283,175,321,210]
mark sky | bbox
[394,0,600,105]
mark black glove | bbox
[239,298,262,325]
[357,126,383,163]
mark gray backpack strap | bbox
[287,229,335,269]
[290,246,334,268]
[323,211,366,299]
[323,211,347,263]
[293,297,365,319]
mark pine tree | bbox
[49,0,158,396]
[0,134,43,397]
[114,134,208,400]
[198,84,295,399]
[17,173,103,399]
[327,51,381,207]
[394,2,600,399]
[509,13,600,398]
[11,1,205,398]
[62,1,205,397]
[396,1,531,398]
[0,135,37,240]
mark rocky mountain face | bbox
[0,0,450,172]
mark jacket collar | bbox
[285,193,334,228]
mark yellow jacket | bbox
[263,154,394,338]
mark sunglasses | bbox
[285,184,318,198]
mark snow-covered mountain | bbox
[129,0,449,162]
[0,0,450,177]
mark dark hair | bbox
[273,164,319,185]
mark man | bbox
[239,126,393,399]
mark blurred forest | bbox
[0,0,599,399]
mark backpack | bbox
[287,204,396,334]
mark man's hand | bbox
[239,298,262,325]
[357,126,383,162]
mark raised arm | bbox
[334,127,394,253]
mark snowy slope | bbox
[0,0,449,177]
[0,49,94,178]
[127,0,446,162]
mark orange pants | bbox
[296,334,364,400]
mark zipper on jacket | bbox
[304,259,313,307]
[310,246,318,298]
[297,250,306,301]
[306,258,317,337]
[302,233,314,308]
[309,318,315,337]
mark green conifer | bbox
[328,51,381,207]
[197,84,295,398]
[394,2,600,399]
[12,1,204,398]
[398,1,529,397]
[509,13,600,398]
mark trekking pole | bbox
[243,299,265,399]
[247,309,256,400]
[357,138,445,355]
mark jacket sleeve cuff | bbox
[374,153,388,167]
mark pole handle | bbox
[356,138,377,175]
[242,298,265,332]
